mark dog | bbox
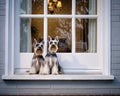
[29,39,44,74]
[43,36,62,75]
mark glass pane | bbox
[48,18,72,53]
[20,18,44,52]
[76,19,97,53]
[76,0,97,15]
[20,0,44,14]
[48,0,72,14]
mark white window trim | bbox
[2,0,114,80]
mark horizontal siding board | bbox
[0,83,16,89]
[0,69,4,75]
[114,76,120,82]
[112,51,120,58]
[112,4,120,10]
[112,27,120,34]
[16,81,51,88]
[0,5,5,10]
[112,16,120,22]
[112,0,120,4]
[112,70,120,76]
[112,45,120,51]
[52,81,120,89]
[112,64,120,70]
[0,10,5,16]
[112,57,120,64]
[1,88,120,95]
[112,10,120,15]
[0,0,5,4]
[112,37,120,45]
[0,64,5,70]
[111,24,120,45]
[112,22,120,31]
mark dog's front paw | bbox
[52,65,59,75]
[41,63,50,75]
[52,72,59,75]
[29,67,36,74]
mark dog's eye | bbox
[54,42,57,45]
[36,44,39,47]
[50,41,53,44]
[41,45,43,47]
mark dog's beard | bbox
[35,49,43,56]
[49,45,58,53]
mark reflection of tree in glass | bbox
[76,0,89,15]
[32,0,43,8]
[31,26,42,42]
[76,0,89,52]
[32,0,43,14]
[55,19,72,45]
[31,26,38,39]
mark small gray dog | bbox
[43,36,62,75]
[29,39,44,74]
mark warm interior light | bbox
[48,0,62,14]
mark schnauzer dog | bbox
[43,36,62,75]
[29,39,44,74]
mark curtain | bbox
[88,0,97,52]
[20,0,32,52]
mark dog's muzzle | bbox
[36,47,43,55]
[49,44,58,53]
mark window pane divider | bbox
[11,0,15,75]
[44,0,48,55]
[75,15,98,18]
[20,14,45,18]
[20,14,98,19]
[72,0,76,53]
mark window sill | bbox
[2,75,114,80]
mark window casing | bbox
[2,0,114,80]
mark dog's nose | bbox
[52,44,56,47]
[38,46,42,49]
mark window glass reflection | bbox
[20,0,44,14]
[48,0,72,14]
[20,18,44,52]
[48,18,72,53]
[76,0,97,15]
[76,19,97,53]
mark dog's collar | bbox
[33,54,44,59]
[47,52,57,57]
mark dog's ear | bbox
[33,38,37,46]
[48,36,52,41]
[41,40,44,44]
[55,36,59,42]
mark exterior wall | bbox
[0,0,120,95]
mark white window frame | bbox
[2,0,114,80]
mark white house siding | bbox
[0,0,120,95]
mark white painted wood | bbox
[4,0,113,80]
[15,52,102,76]
[17,53,102,70]
[2,75,114,80]
[20,14,44,18]
[20,14,98,19]
[5,0,9,75]
[102,0,111,76]
[11,0,14,75]
[14,0,20,74]
[44,0,48,55]
[14,68,101,75]
[72,0,75,53]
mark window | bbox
[2,0,114,80]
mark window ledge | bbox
[2,75,114,80]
